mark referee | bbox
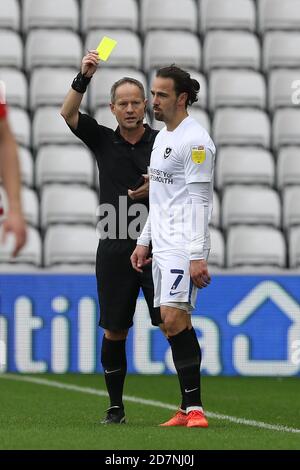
[61,51,163,424]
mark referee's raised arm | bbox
[60,50,99,130]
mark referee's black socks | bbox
[101,336,127,410]
[168,327,202,411]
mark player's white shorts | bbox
[152,249,210,312]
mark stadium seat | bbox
[0,226,42,266]
[283,187,300,230]
[0,0,20,31]
[211,191,220,228]
[227,226,286,268]
[213,108,271,148]
[82,0,138,33]
[215,147,275,190]
[32,107,78,149]
[152,109,210,133]
[44,225,98,266]
[25,30,82,71]
[35,145,95,188]
[85,30,141,69]
[272,109,300,150]
[209,70,266,111]
[203,31,260,72]
[22,0,79,31]
[141,0,197,33]
[30,68,87,111]
[19,147,34,187]
[89,68,147,111]
[0,68,27,109]
[263,32,300,71]
[200,0,256,33]
[277,147,300,189]
[268,69,300,113]
[41,185,98,229]
[208,228,225,268]
[0,30,23,68]
[258,0,300,33]
[94,106,120,130]
[21,187,39,227]
[222,186,281,229]
[289,227,300,268]
[8,108,30,148]
[144,31,201,72]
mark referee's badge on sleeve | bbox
[191,145,206,164]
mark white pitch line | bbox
[1,373,300,435]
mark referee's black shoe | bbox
[101,406,126,424]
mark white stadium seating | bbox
[272,109,300,150]
[268,69,300,112]
[289,227,300,268]
[144,31,201,72]
[0,0,300,272]
[44,225,98,267]
[215,147,275,190]
[222,186,281,229]
[209,70,266,111]
[30,68,88,111]
[8,108,31,148]
[22,0,79,32]
[203,31,260,72]
[141,0,197,33]
[0,30,23,68]
[41,185,98,229]
[227,226,286,268]
[200,0,256,33]
[32,107,79,149]
[35,145,95,188]
[0,68,28,109]
[0,226,42,267]
[25,30,82,71]
[283,187,300,230]
[263,32,300,71]
[18,147,34,187]
[0,0,20,31]
[213,108,271,148]
[258,0,300,33]
[82,0,138,33]
[277,147,300,189]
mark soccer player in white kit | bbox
[131,65,216,428]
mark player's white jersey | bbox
[149,115,216,254]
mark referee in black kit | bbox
[61,50,164,424]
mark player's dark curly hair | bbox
[156,64,200,108]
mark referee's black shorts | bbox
[96,239,162,331]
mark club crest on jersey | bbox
[164,147,172,159]
[191,145,206,164]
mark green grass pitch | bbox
[0,374,299,450]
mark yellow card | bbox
[96,36,117,61]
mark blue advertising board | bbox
[0,275,300,376]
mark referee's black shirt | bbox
[69,112,158,242]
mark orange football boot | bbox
[159,410,188,427]
[186,410,209,428]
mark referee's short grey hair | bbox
[110,77,145,103]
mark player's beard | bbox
[153,109,164,121]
